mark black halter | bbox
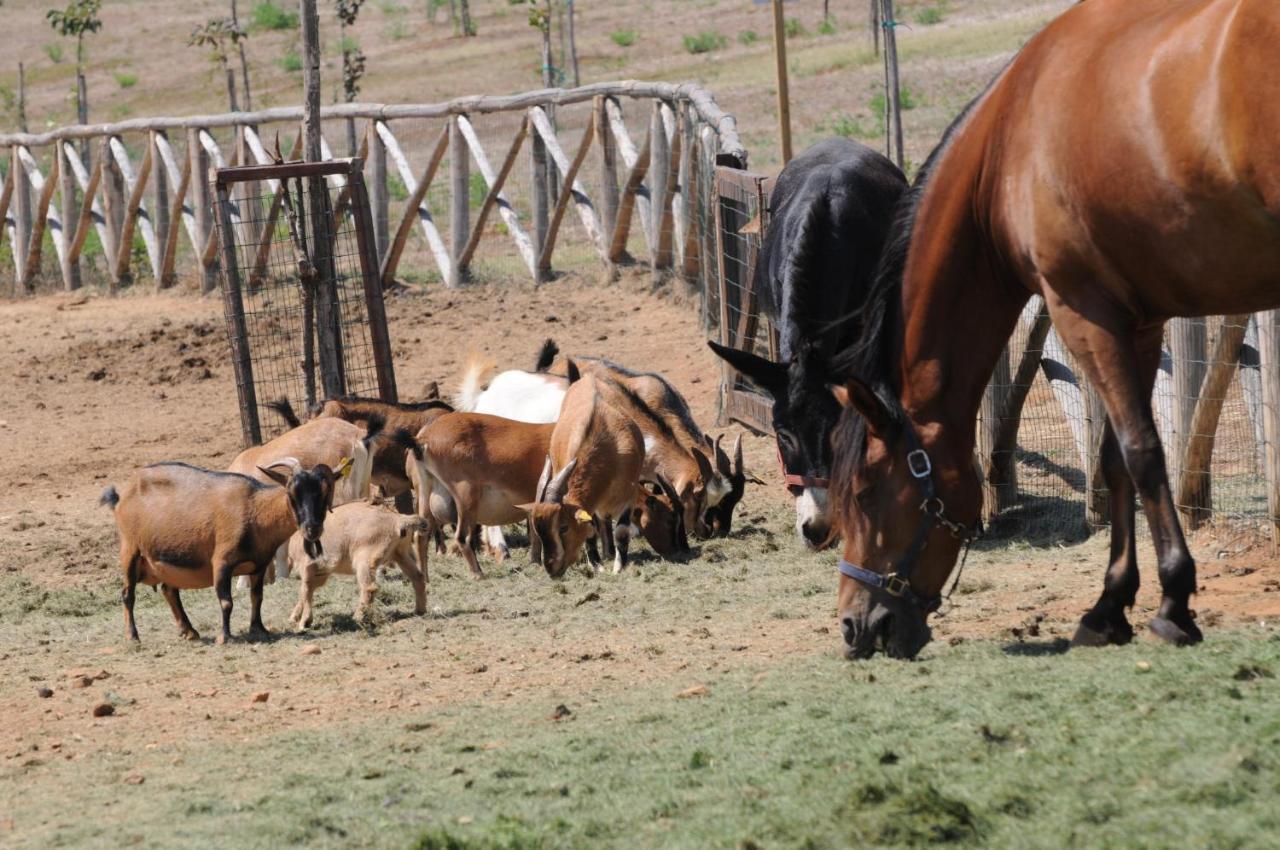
[837,425,982,613]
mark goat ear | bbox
[258,465,291,487]
[707,341,786,399]
[514,502,537,515]
[565,359,581,384]
[692,446,714,482]
[831,378,892,436]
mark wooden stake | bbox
[771,0,793,164]
[881,0,905,169]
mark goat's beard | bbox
[303,538,323,558]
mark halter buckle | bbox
[884,574,910,598]
[906,449,932,479]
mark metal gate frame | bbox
[714,165,777,434]
[214,158,397,446]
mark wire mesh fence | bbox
[978,306,1280,543]
[213,159,396,447]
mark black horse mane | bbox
[827,89,992,525]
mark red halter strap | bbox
[776,442,830,493]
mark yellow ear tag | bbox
[575,509,593,523]
[338,457,354,479]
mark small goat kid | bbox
[286,501,431,628]
[101,457,349,644]
[520,372,646,577]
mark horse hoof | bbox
[1069,623,1111,648]
[1149,616,1203,646]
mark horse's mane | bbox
[827,88,993,529]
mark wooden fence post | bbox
[596,96,619,271]
[57,141,81,290]
[449,115,470,288]
[12,146,32,293]
[880,0,905,169]
[978,347,1014,521]
[649,101,670,278]
[189,128,218,294]
[151,131,170,293]
[530,119,550,282]
[770,0,793,164]
[1258,310,1280,545]
[368,122,389,263]
[1084,382,1108,528]
[1176,316,1249,527]
[214,176,262,447]
[1168,317,1208,497]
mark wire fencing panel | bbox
[213,159,396,447]
[979,305,1279,544]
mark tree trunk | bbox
[458,0,474,36]
[18,62,28,133]
[564,0,580,87]
[232,0,253,110]
[225,64,240,112]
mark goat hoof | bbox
[215,634,229,646]
[179,628,200,641]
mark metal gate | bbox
[713,165,776,434]
[213,158,397,446]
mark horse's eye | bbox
[855,483,877,507]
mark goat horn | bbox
[544,458,578,505]
[712,433,731,476]
[265,456,303,474]
[733,434,743,477]
[536,456,554,503]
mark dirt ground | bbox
[2,275,1279,808]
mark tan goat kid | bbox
[101,458,349,644]
[520,372,646,577]
[286,501,431,628]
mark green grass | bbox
[916,4,947,26]
[610,29,637,48]
[682,31,727,55]
[278,50,302,73]
[817,17,837,36]
[784,18,807,39]
[42,42,64,64]
[113,71,138,89]
[4,595,1277,849]
[737,30,759,46]
[250,1,300,31]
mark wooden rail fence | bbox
[0,81,745,295]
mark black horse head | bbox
[709,339,840,548]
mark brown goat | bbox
[228,414,377,503]
[520,372,645,577]
[406,413,555,579]
[571,357,736,538]
[273,396,454,499]
[101,458,348,644]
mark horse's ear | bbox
[707,341,786,398]
[831,379,892,436]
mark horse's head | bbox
[708,340,842,549]
[829,378,981,660]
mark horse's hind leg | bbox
[1072,420,1140,647]
[1049,306,1201,646]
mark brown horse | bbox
[828,0,1280,659]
